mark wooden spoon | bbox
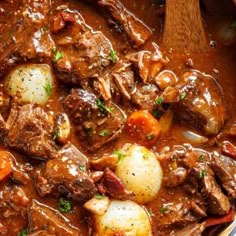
[163,0,209,53]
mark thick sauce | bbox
[0,0,235,235]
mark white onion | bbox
[5,64,54,105]
[115,144,163,204]
[182,131,208,144]
[94,200,152,236]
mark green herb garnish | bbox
[180,92,187,100]
[53,127,59,140]
[95,193,104,200]
[199,169,207,179]
[96,99,112,114]
[52,47,64,62]
[41,26,47,34]
[147,133,155,140]
[156,97,163,105]
[198,155,205,162]
[19,229,27,236]
[58,198,72,213]
[79,165,86,172]
[44,83,53,96]
[99,129,110,137]
[153,110,161,118]
[114,150,126,165]
[160,204,168,213]
[110,49,118,63]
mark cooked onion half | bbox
[94,200,152,236]
[5,64,54,105]
[116,144,163,204]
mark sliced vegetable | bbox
[159,109,173,134]
[126,110,161,146]
[205,209,234,227]
[0,151,13,181]
[84,196,110,215]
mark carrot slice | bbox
[0,151,13,181]
[205,209,235,227]
[126,110,161,146]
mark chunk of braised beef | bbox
[98,0,151,47]
[126,43,168,83]
[131,83,160,112]
[0,104,58,160]
[100,168,133,199]
[211,153,236,198]
[172,71,226,135]
[0,0,53,76]
[51,9,113,84]
[63,89,126,150]
[189,165,230,216]
[28,200,80,236]
[35,144,96,202]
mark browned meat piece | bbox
[100,168,133,198]
[126,43,168,83]
[189,165,230,216]
[51,9,113,84]
[0,104,57,160]
[35,144,96,202]
[28,200,80,236]
[171,222,206,236]
[0,0,53,76]
[63,89,126,151]
[158,199,197,227]
[172,70,226,135]
[211,153,236,198]
[131,83,160,112]
[98,0,151,47]
[221,140,236,159]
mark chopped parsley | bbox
[58,198,72,213]
[41,26,47,34]
[147,208,155,217]
[19,229,27,236]
[142,154,149,159]
[96,99,112,114]
[110,49,118,63]
[199,169,207,179]
[147,133,155,140]
[153,110,161,118]
[44,83,53,96]
[79,165,86,172]
[52,47,64,62]
[114,150,126,165]
[156,97,163,105]
[198,155,205,162]
[180,92,187,100]
[99,129,110,137]
[160,204,168,213]
[95,193,104,200]
[85,127,93,137]
[53,127,59,140]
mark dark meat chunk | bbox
[158,199,197,227]
[211,153,236,198]
[190,166,230,216]
[0,186,29,214]
[28,200,80,236]
[126,43,168,82]
[35,144,96,202]
[51,9,113,84]
[100,168,133,198]
[0,104,57,160]
[170,222,206,236]
[63,89,126,150]
[131,83,160,112]
[98,0,151,46]
[0,0,53,76]
[172,71,226,135]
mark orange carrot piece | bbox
[0,151,13,181]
